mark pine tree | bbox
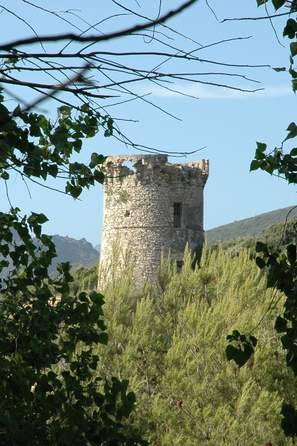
[78,247,297,445]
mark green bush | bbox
[0,210,146,446]
[77,247,297,445]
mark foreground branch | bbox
[0,0,198,50]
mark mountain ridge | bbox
[206,205,297,244]
[47,206,297,268]
[49,235,99,273]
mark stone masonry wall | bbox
[99,155,209,288]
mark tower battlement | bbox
[101,155,209,186]
[99,154,209,289]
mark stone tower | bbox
[99,154,209,287]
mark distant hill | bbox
[49,235,99,274]
[52,206,297,268]
[206,205,297,244]
[0,234,99,278]
[7,206,296,276]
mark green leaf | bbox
[290,42,297,57]
[287,244,296,264]
[89,153,106,168]
[98,332,108,345]
[272,66,286,72]
[255,142,267,160]
[1,171,9,180]
[284,19,297,39]
[256,0,268,5]
[281,404,297,437]
[290,67,297,79]
[291,1,297,12]
[226,331,257,368]
[275,316,287,333]
[285,122,297,141]
[256,141,267,153]
[12,105,22,116]
[255,256,266,269]
[80,103,90,113]
[272,0,286,10]
[250,160,260,171]
[94,170,105,183]
[255,241,268,254]
[225,342,254,368]
[27,212,48,226]
[48,164,58,178]
[65,183,82,199]
[58,105,71,116]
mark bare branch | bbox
[98,66,183,120]
[11,167,77,198]
[0,0,198,50]
[0,0,273,161]
[60,13,130,53]
[0,49,270,69]
[111,0,203,47]
[0,3,46,52]
[205,0,219,21]
[21,0,83,32]
[21,64,91,112]
[264,1,285,47]
[221,11,291,22]
[0,73,116,99]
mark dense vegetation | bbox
[29,204,297,272]
[1,1,296,443]
[74,240,297,445]
[0,95,145,444]
[211,218,297,254]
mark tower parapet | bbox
[103,155,208,186]
[99,154,209,288]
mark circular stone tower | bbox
[99,154,209,287]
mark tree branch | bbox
[0,0,198,50]
[221,11,291,22]
[0,73,116,99]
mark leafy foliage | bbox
[226,330,257,368]
[254,238,297,437]
[256,1,297,89]
[251,129,297,184]
[230,171,297,438]
[0,208,145,445]
[225,1,297,437]
[0,84,145,444]
[74,247,297,445]
[0,90,107,198]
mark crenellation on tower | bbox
[102,155,208,186]
[98,154,209,288]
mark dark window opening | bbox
[173,202,182,228]
[191,245,202,270]
[176,260,184,272]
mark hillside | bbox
[35,206,297,272]
[51,206,297,270]
[49,235,99,274]
[206,205,297,244]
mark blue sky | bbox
[1,0,296,246]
